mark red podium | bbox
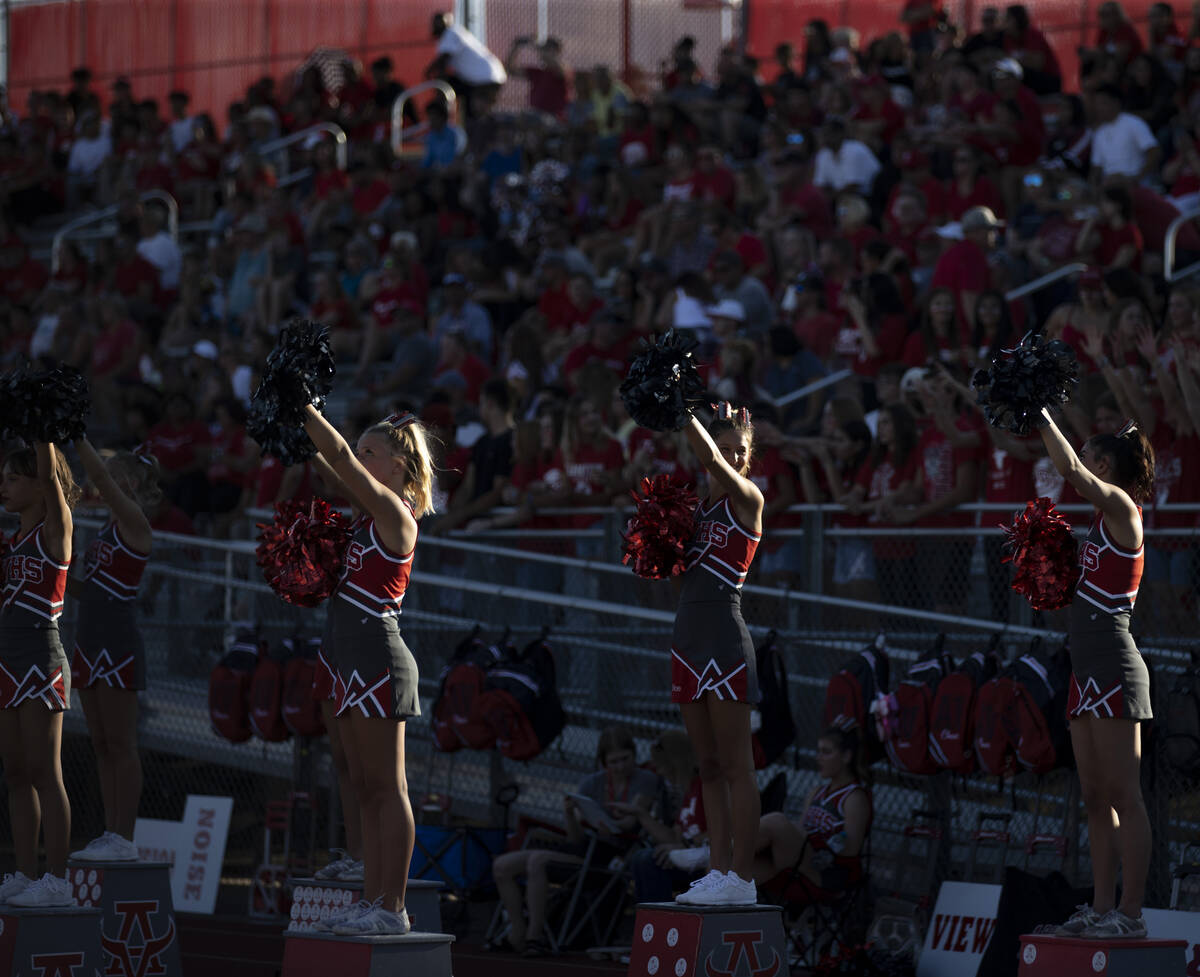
[629,902,789,977]
[281,929,454,977]
[1018,933,1188,977]
[0,904,104,976]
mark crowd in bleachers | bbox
[2,5,1199,630]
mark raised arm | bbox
[302,405,415,553]
[37,443,73,565]
[682,413,764,529]
[74,438,152,553]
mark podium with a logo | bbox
[287,877,444,933]
[1018,933,1187,976]
[628,903,789,977]
[0,904,104,976]
[67,859,183,977]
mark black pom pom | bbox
[260,318,336,426]
[0,365,90,443]
[247,377,318,466]
[973,332,1079,435]
[619,329,706,432]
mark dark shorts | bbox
[0,627,70,710]
[1066,627,1152,721]
[72,598,146,691]
[330,602,420,720]
[670,598,759,704]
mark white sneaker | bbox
[72,832,137,862]
[333,901,411,936]
[311,898,372,932]
[9,873,75,907]
[313,850,353,880]
[692,871,757,907]
[675,869,726,905]
[667,845,711,872]
[0,872,32,903]
[335,859,365,882]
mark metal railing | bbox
[1163,208,1200,283]
[391,80,458,157]
[256,122,348,189]
[1003,262,1088,302]
[51,189,178,272]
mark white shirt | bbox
[169,116,195,153]
[1091,113,1158,179]
[137,231,183,290]
[813,139,881,194]
[437,25,507,86]
[66,134,112,177]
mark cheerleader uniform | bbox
[1065,510,1150,721]
[328,510,420,720]
[799,781,872,893]
[670,495,761,704]
[72,522,148,690]
[0,523,70,710]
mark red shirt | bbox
[208,425,251,488]
[254,458,313,508]
[525,66,569,118]
[1097,21,1144,63]
[435,353,490,404]
[1005,27,1061,80]
[780,182,833,240]
[1091,221,1143,270]
[91,319,139,380]
[693,166,736,210]
[562,339,631,387]
[314,168,349,200]
[151,504,196,536]
[984,440,1036,504]
[371,283,424,328]
[851,98,906,145]
[1147,429,1200,548]
[932,239,991,320]
[855,450,920,558]
[794,310,842,361]
[352,177,390,216]
[944,176,1003,221]
[888,178,948,223]
[114,255,160,300]
[749,446,799,553]
[915,414,984,527]
[145,421,211,474]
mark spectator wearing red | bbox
[944,146,1003,221]
[833,194,881,261]
[1002,3,1063,95]
[433,329,491,406]
[693,146,737,210]
[562,315,632,389]
[349,158,391,217]
[786,270,841,361]
[883,190,929,264]
[133,135,174,196]
[549,394,626,520]
[838,273,911,377]
[1076,185,1144,272]
[850,75,907,154]
[888,149,946,224]
[900,0,944,53]
[1148,2,1189,63]
[775,149,834,242]
[207,398,255,535]
[903,287,972,369]
[145,391,212,518]
[931,205,1001,328]
[1093,1,1145,66]
[504,36,570,119]
[946,63,997,126]
[981,425,1041,619]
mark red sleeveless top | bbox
[81,522,148,601]
[1,523,69,626]
[682,496,761,591]
[1074,508,1143,617]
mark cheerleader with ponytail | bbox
[68,439,159,863]
[0,442,81,907]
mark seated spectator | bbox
[66,111,111,208]
[1002,4,1063,95]
[931,206,1001,328]
[432,273,493,360]
[812,118,881,196]
[710,250,772,337]
[1089,85,1161,184]
[1076,184,1143,272]
[136,206,182,295]
[490,726,657,956]
[144,390,212,518]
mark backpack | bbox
[751,630,796,770]
[823,633,891,761]
[208,630,263,743]
[885,635,950,776]
[281,635,326,738]
[1008,642,1071,774]
[1163,653,1200,776]
[973,669,1017,778]
[249,640,291,743]
[930,642,1000,774]
[472,631,567,761]
[430,626,506,752]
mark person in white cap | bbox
[931,205,1002,325]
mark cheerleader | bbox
[0,443,80,906]
[1039,413,1155,939]
[300,406,434,936]
[671,404,764,907]
[69,440,157,862]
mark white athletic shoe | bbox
[9,873,75,908]
[72,832,138,862]
[675,869,726,905]
[311,898,373,933]
[690,872,757,907]
[667,845,711,872]
[332,901,411,936]
[335,859,365,882]
[0,872,32,903]
[313,850,354,880]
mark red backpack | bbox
[1009,643,1071,774]
[823,633,891,761]
[973,670,1017,778]
[929,639,1001,774]
[250,642,290,743]
[208,631,262,743]
[430,627,506,751]
[282,636,326,738]
[471,631,566,762]
[885,636,950,776]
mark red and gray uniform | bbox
[72,522,149,690]
[800,781,871,887]
[669,495,761,704]
[0,523,70,709]
[328,510,420,719]
[1066,510,1150,721]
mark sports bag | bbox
[430,626,507,751]
[885,634,950,776]
[823,633,891,760]
[281,635,326,737]
[752,630,796,769]
[930,641,1000,773]
[249,640,290,742]
[208,629,263,743]
[472,630,566,761]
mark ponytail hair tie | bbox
[385,412,417,431]
[1118,419,1138,438]
[712,402,733,421]
[737,406,751,426]
[132,444,155,466]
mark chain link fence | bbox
[2,502,1198,919]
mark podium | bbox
[1018,933,1188,977]
[0,904,104,976]
[629,902,790,977]
[287,877,444,933]
[281,929,455,977]
[67,859,183,977]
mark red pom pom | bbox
[622,474,698,580]
[1001,497,1078,610]
[256,499,353,607]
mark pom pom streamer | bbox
[973,332,1079,436]
[1001,497,1078,610]
[248,318,335,464]
[621,474,698,579]
[257,498,353,607]
[619,329,706,432]
[0,365,90,443]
